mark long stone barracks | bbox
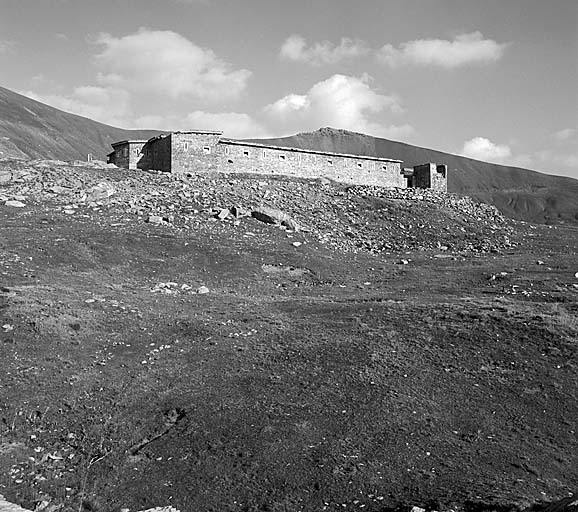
[107,130,447,191]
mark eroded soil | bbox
[0,164,577,512]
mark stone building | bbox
[402,163,448,191]
[108,130,447,191]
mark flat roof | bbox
[111,140,148,147]
[145,130,223,143]
[219,139,402,163]
[172,130,223,135]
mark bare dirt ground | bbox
[0,161,576,512]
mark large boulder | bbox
[251,207,300,231]
[86,181,115,202]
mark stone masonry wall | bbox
[432,165,448,192]
[412,163,448,192]
[170,132,221,173]
[110,145,129,169]
[128,142,147,170]
[109,133,447,191]
[144,135,172,172]
[111,142,147,170]
[214,141,405,188]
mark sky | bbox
[0,0,576,178]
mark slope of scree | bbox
[250,127,578,225]
[0,158,514,255]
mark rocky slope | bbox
[0,158,513,257]
[251,128,578,225]
[0,86,160,161]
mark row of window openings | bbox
[183,143,212,154]
[123,146,388,171]
[122,145,213,156]
[231,148,388,170]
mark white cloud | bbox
[552,128,576,142]
[131,111,266,138]
[184,111,267,138]
[280,34,370,65]
[94,28,251,101]
[264,74,412,139]
[24,28,255,131]
[461,137,512,163]
[0,38,15,54]
[378,32,508,68]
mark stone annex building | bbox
[107,130,447,191]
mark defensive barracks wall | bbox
[108,131,446,191]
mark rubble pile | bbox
[0,158,516,255]
[347,184,506,223]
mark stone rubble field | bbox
[0,158,512,257]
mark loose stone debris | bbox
[0,495,31,512]
[0,158,516,257]
[4,200,25,208]
[150,282,209,295]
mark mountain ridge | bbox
[249,127,578,224]
[1,85,577,224]
[0,86,161,161]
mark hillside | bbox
[1,85,577,224]
[0,86,161,161]
[0,159,577,510]
[251,128,578,224]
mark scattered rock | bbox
[0,494,33,511]
[86,181,115,202]
[0,171,11,184]
[151,282,180,294]
[47,185,70,195]
[216,208,229,220]
[252,207,300,231]
[230,205,249,218]
[196,285,210,294]
[136,507,181,512]
[4,200,25,208]
[146,215,164,225]
[0,157,516,257]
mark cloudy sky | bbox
[0,0,576,178]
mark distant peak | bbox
[300,127,365,138]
